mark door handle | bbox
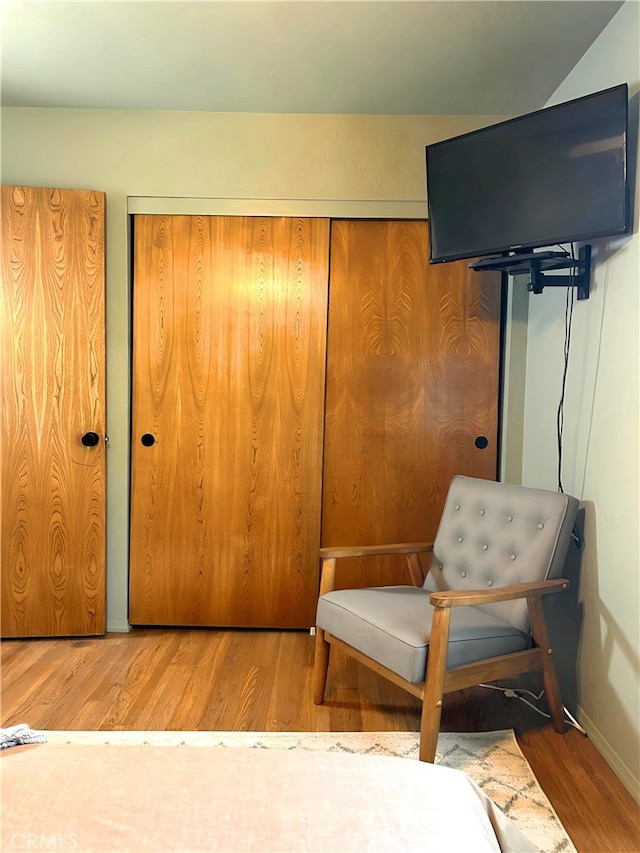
[81,431,100,447]
[141,433,156,447]
[475,436,489,449]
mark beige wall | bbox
[0,108,498,632]
[520,2,639,800]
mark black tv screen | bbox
[426,83,629,264]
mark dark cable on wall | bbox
[555,244,583,549]
[556,243,576,495]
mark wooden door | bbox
[322,220,502,588]
[1,186,106,637]
[129,215,330,628]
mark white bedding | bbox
[1,743,536,852]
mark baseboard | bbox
[577,705,639,804]
[106,620,131,634]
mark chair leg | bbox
[419,606,451,762]
[419,696,441,763]
[527,596,566,734]
[313,628,330,705]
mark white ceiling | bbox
[1,1,624,115]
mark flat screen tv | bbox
[426,83,629,264]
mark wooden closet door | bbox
[1,186,106,637]
[322,220,502,588]
[129,215,330,628]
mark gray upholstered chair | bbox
[313,475,579,762]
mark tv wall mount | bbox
[469,246,591,300]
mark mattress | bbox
[1,743,536,851]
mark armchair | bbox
[313,475,579,762]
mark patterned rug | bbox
[45,729,575,853]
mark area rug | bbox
[44,729,575,853]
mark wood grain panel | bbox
[130,215,330,628]
[1,186,106,637]
[322,220,501,589]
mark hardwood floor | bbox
[2,628,638,852]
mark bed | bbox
[2,742,536,851]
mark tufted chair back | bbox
[424,475,579,634]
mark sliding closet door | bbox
[129,215,330,628]
[322,220,502,588]
[1,186,106,637]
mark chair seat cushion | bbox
[316,586,529,684]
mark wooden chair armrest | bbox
[318,543,433,595]
[429,578,570,609]
[320,542,433,560]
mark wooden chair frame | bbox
[313,543,569,762]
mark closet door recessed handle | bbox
[141,433,156,447]
[475,436,489,449]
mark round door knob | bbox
[81,431,100,447]
[475,436,489,449]
[141,433,156,447]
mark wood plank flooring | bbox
[2,628,638,852]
